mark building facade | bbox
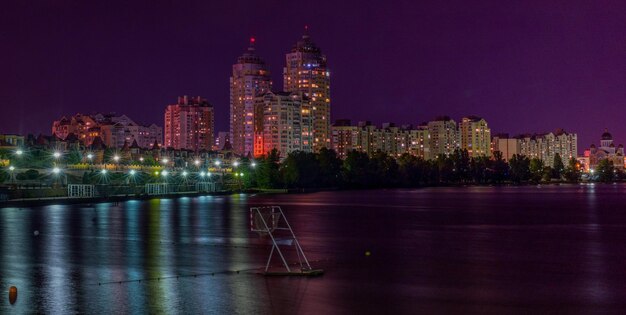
[284,28,331,152]
[583,129,625,171]
[491,134,520,161]
[331,119,359,159]
[518,129,577,167]
[427,117,458,157]
[164,96,214,151]
[253,91,312,158]
[230,38,272,156]
[459,116,491,158]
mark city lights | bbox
[53,152,61,159]
[182,171,188,177]
[101,169,107,174]
[9,166,15,171]
[251,162,256,168]
[199,171,206,177]
[87,153,94,160]
[233,161,239,167]
[194,159,200,166]
[214,160,221,166]
[15,149,23,156]
[162,170,168,177]
[162,158,169,164]
[113,155,120,162]
[129,169,136,175]
[52,167,60,174]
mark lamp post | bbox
[113,155,120,171]
[8,166,15,183]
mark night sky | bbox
[1,1,625,151]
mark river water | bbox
[1,184,626,314]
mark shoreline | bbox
[1,181,614,208]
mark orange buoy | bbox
[8,286,17,304]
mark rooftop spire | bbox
[248,36,256,51]
[303,25,310,39]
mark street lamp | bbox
[251,161,256,168]
[15,150,23,156]
[199,171,206,178]
[87,153,94,160]
[194,159,200,166]
[214,160,221,167]
[113,155,120,162]
[233,161,239,167]
[52,167,61,174]
[139,157,144,162]
[162,170,168,177]
[53,152,61,159]
[182,171,188,177]
[101,169,107,175]
[129,169,136,176]
[162,158,169,164]
[9,166,15,171]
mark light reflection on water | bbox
[2,185,626,313]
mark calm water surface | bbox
[2,184,626,314]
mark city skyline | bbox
[1,1,625,151]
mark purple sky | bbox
[1,1,625,151]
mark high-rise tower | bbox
[284,27,331,152]
[230,38,272,156]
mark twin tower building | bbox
[230,30,331,158]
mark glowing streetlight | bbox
[214,160,221,166]
[251,161,256,168]
[101,169,107,175]
[162,170,168,177]
[182,171,188,177]
[162,158,169,164]
[194,159,200,166]
[129,169,136,176]
[233,161,239,167]
[87,153,94,160]
[113,155,120,162]
[53,152,61,159]
[52,167,61,174]
[15,150,23,156]
[9,166,15,171]
[590,169,595,174]
[154,171,160,176]
[207,172,212,177]
[199,171,206,177]
[240,173,244,177]
[139,157,144,162]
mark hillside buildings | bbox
[164,96,214,151]
[51,113,162,149]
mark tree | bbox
[66,149,83,165]
[552,153,564,179]
[257,149,281,188]
[509,154,530,183]
[281,151,319,188]
[450,149,471,183]
[563,157,581,182]
[342,150,371,188]
[369,151,399,187]
[529,158,544,183]
[317,148,342,187]
[490,151,508,184]
[596,159,615,183]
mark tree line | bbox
[250,148,623,189]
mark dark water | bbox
[2,185,626,314]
